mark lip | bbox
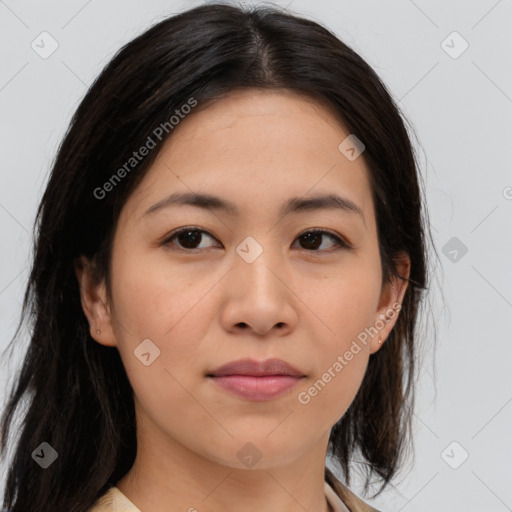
[208,358,305,378]
[207,358,306,401]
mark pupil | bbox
[302,232,320,249]
[179,230,201,249]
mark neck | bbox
[116,408,333,512]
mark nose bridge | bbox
[224,237,288,335]
[217,231,300,336]
[233,233,283,295]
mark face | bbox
[77,88,409,471]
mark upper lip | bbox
[208,358,305,377]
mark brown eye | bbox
[163,228,218,250]
[293,230,350,252]
[162,227,350,253]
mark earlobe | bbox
[370,251,411,354]
[74,255,117,347]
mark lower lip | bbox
[210,375,303,401]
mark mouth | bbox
[206,358,306,401]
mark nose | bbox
[219,245,298,337]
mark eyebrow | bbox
[142,191,365,222]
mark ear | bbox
[369,251,411,355]
[74,254,117,347]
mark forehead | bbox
[123,89,375,227]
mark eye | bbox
[161,227,351,253]
[162,227,219,251]
[292,229,351,253]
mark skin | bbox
[75,88,410,512]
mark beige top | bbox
[87,481,352,511]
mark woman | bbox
[0,3,433,511]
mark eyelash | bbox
[161,226,352,254]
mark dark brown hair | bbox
[1,3,436,511]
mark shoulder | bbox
[85,486,142,512]
[325,467,384,512]
[85,487,115,512]
[0,489,119,512]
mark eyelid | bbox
[161,226,353,252]
[160,226,220,249]
[298,227,352,248]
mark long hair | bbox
[1,3,436,510]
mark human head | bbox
[1,4,431,511]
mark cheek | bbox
[294,325,370,432]
[109,258,212,430]
[296,261,379,410]
[109,252,218,383]
[110,249,210,337]
[301,259,381,344]
[299,355,368,426]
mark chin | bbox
[201,436,307,471]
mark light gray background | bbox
[1,0,511,510]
